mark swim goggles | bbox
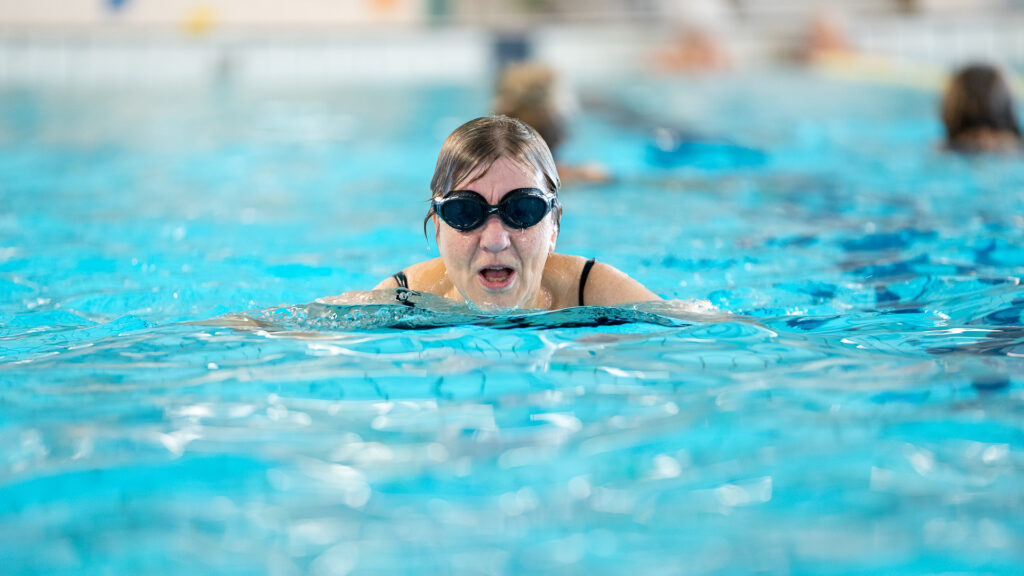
[432,188,558,232]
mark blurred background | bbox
[1,0,1023,85]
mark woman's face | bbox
[436,155,558,311]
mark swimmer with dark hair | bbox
[361,115,659,311]
[941,63,1023,153]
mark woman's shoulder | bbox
[544,253,661,307]
[946,129,1024,154]
[583,259,662,307]
[373,258,450,294]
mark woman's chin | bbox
[462,288,529,313]
[466,296,521,314]
[465,276,525,312]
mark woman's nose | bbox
[478,214,511,252]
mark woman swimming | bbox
[370,115,659,312]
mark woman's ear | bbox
[550,204,561,253]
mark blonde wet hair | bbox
[425,115,561,237]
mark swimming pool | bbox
[1,71,1022,574]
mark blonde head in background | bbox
[493,63,576,157]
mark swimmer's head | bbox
[425,115,561,236]
[493,63,572,155]
[941,63,1022,151]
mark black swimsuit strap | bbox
[394,264,593,304]
[392,270,409,289]
[579,258,596,306]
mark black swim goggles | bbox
[432,188,558,232]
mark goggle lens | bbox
[503,195,549,228]
[439,198,486,230]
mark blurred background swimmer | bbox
[798,8,855,65]
[494,62,610,183]
[495,59,761,179]
[941,63,1023,153]
[650,0,735,73]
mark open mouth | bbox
[478,266,515,290]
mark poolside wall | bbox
[1,1,1023,86]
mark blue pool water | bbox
[1,71,1023,574]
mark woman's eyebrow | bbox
[445,189,482,197]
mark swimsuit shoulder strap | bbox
[392,270,409,289]
[578,258,596,306]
